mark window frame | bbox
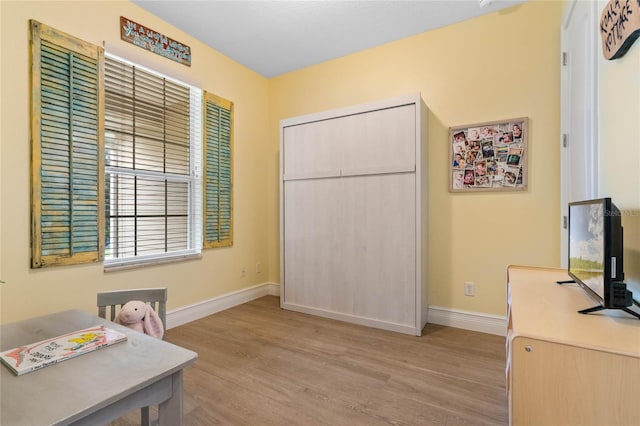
[30,22,233,270]
[103,54,203,270]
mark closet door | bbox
[282,178,345,312]
[342,173,416,327]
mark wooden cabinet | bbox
[506,265,640,425]
[280,94,428,336]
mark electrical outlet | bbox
[256,263,262,274]
[241,267,246,278]
[464,281,475,296]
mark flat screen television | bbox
[564,198,639,319]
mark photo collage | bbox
[450,118,528,192]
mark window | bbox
[30,20,105,268]
[203,93,233,248]
[31,22,232,269]
[103,55,202,268]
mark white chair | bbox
[97,288,168,426]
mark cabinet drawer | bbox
[283,104,416,179]
[283,120,340,177]
[341,104,416,173]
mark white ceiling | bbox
[132,0,527,78]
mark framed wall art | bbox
[449,117,528,192]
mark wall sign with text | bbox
[600,0,640,60]
[449,117,529,193]
[120,16,191,66]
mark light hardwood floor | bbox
[111,296,508,425]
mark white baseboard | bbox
[281,301,421,336]
[166,282,280,329]
[168,284,506,337]
[427,305,507,336]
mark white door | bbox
[560,0,599,266]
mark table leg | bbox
[158,370,184,426]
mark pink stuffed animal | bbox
[115,300,164,339]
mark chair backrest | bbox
[97,288,168,334]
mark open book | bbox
[1,325,127,375]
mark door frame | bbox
[560,0,599,266]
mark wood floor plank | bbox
[109,296,508,425]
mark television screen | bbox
[567,198,639,319]
[569,200,606,302]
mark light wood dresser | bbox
[506,265,640,425]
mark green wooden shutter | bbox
[203,92,233,248]
[31,20,104,268]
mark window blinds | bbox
[30,22,229,269]
[104,55,202,266]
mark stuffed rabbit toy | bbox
[115,300,164,339]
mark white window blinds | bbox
[104,55,202,268]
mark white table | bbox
[1,309,197,425]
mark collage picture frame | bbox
[449,117,529,192]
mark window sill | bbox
[104,252,202,272]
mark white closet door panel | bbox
[283,121,341,179]
[342,174,416,326]
[341,104,416,175]
[283,179,345,311]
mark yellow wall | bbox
[597,0,640,209]
[0,0,272,323]
[269,0,564,316]
[1,0,564,324]
[596,0,640,299]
